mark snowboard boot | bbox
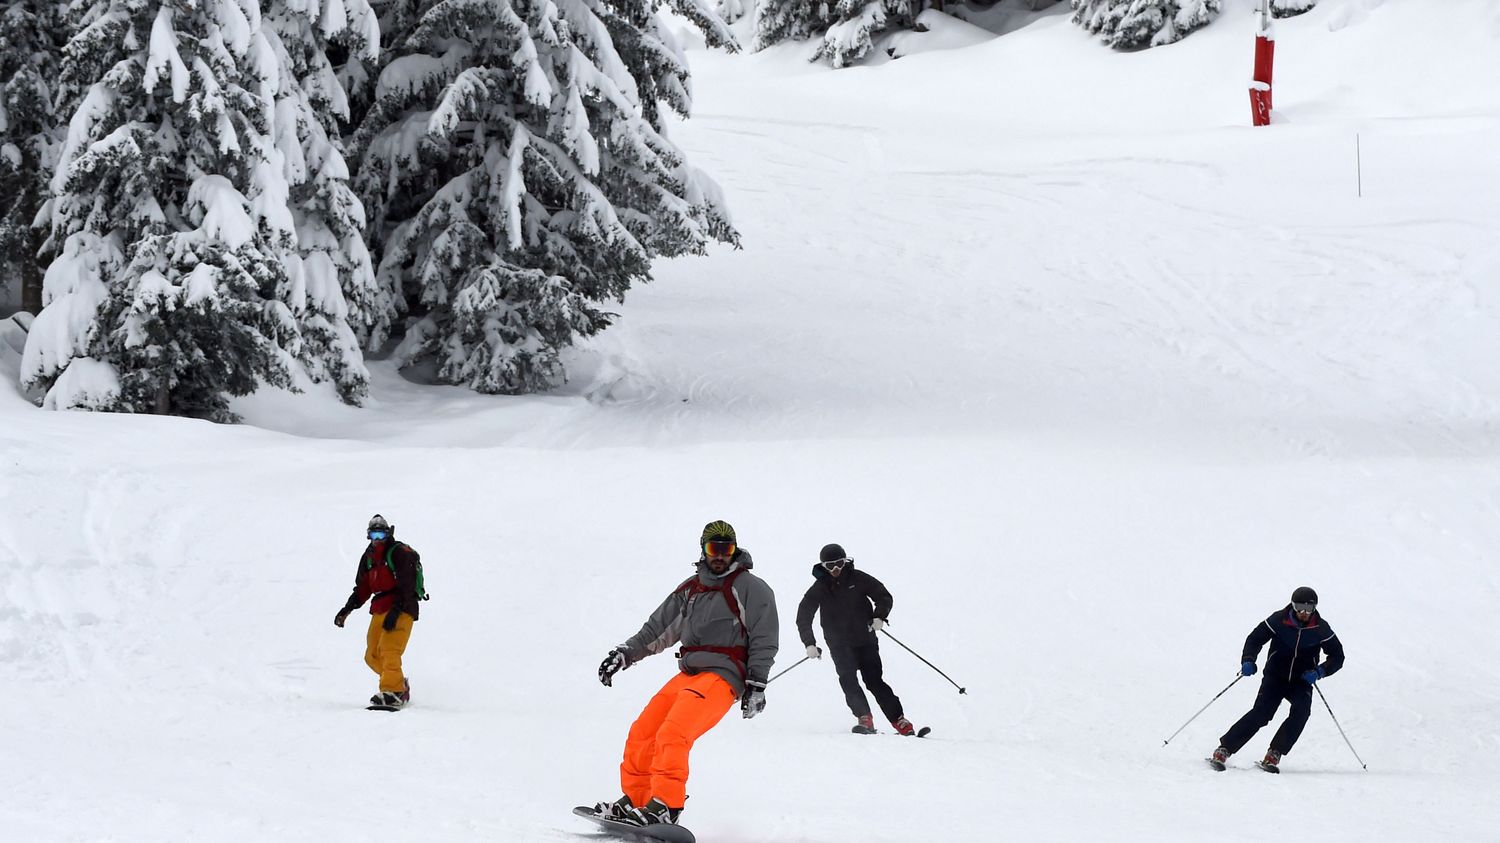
[892,717,916,737]
[1258,749,1283,773]
[629,798,682,826]
[852,714,876,734]
[375,691,404,709]
[592,795,635,822]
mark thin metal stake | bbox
[1357,133,1363,198]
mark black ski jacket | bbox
[1242,606,1345,683]
[795,562,893,648]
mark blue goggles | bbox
[368,529,390,541]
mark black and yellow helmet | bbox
[700,520,736,546]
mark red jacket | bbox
[341,541,422,621]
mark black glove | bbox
[599,648,628,687]
[334,609,350,628]
[382,610,400,632]
[741,680,767,719]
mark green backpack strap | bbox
[385,543,429,601]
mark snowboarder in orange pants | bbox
[591,520,779,828]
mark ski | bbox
[1206,758,1226,771]
[1256,761,1281,774]
[850,725,930,737]
[572,806,696,843]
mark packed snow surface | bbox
[2,2,1498,841]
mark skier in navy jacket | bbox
[1211,586,1345,772]
[795,543,918,736]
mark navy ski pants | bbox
[829,642,904,723]
[1220,673,1313,755]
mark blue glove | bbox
[1301,666,1325,684]
[1240,661,1257,676]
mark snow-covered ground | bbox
[3,1,1500,840]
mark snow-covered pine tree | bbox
[714,0,747,25]
[352,0,738,394]
[24,0,307,420]
[1071,0,1220,50]
[0,0,66,315]
[814,0,913,68]
[754,0,836,52]
[262,0,384,403]
[1271,0,1314,18]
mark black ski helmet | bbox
[368,514,393,539]
[1290,586,1318,605]
[819,543,848,563]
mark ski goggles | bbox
[368,529,390,541]
[1292,601,1316,614]
[821,558,849,572]
[703,540,736,559]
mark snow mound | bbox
[879,9,999,62]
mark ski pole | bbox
[879,628,967,695]
[1314,682,1368,770]
[1161,674,1243,746]
[767,656,810,685]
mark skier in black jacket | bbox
[796,543,918,735]
[1211,586,1345,772]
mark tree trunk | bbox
[21,229,44,315]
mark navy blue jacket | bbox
[1242,606,1345,683]
[795,563,893,648]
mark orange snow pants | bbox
[620,671,737,810]
[364,612,413,693]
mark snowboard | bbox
[572,807,696,843]
[367,703,402,712]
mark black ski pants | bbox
[829,642,904,723]
[1219,673,1313,756]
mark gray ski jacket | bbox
[619,549,779,699]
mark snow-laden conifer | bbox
[352,0,738,394]
[1072,0,1220,50]
[754,0,836,53]
[813,0,912,68]
[1272,0,1314,17]
[262,0,385,402]
[23,0,307,420]
[0,0,67,314]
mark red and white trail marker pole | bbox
[1250,0,1275,126]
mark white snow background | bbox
[3,0,1500,840]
